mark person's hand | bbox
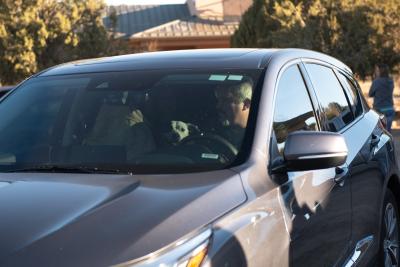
[126,109,144,126]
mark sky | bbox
[105,0,186,5]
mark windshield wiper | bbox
[4,164,128,174]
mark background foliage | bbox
[232,0,400,79]
[1,0,399,84]
[0,0,128,85]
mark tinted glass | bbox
[0,70,262,173]
[0,91,8,98]
[306,64,353,132]
[0,87,11,98]
[273,65,318,153]
[336,72,363,118]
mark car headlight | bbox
[115,228,212,267]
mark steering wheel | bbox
[180,133,238,162]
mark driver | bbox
[125,80,253,150]
[213,80,253,149]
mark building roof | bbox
[131,17,239,39]
[103,4,191,38]
[103,4,240,39]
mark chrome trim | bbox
[114,228,212,267]
[343,235,374,267]
[300,58,352,76]
[297,152,347,160]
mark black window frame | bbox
[333,69,365,120]
[347,73,370,112]
[301,61,356,133]
[269,61,321,162]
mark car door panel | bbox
[343,111,392,264]
[287,166,352,266]
[307,65,395,265]
[270,62,352,266]
[335,71,395,264]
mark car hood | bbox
[0,170,246,267]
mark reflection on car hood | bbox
[0,170,246,267]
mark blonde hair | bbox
[228,81,253,104]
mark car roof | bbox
[37,48,352,77]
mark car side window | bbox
[336,72,363,118]
[305,63,354,132]
[273,65,318,154]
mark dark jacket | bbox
[368,77,394,110]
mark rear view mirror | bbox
[284,131,348,171]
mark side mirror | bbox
[283,131,348,171]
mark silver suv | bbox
[0,49,398,267]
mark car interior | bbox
[0,73,255,170]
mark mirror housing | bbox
[283,131,348,171]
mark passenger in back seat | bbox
[84,93,156,161]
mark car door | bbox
[270,62,352,266]
[333,69,390,265]
[303,61,390,265]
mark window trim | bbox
[269,59,321,132]
[268,59,321,161]
[334,69,365,119]
[298,63,325,129]
[300,58,362,133]
[339,70,369,112]
[333,69,356,116]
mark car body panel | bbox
[0,170,246,266]
[205,179,290,267]
[344,112,397,265]
[37,49,274,76]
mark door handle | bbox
[370,134,380,147]
[334,166,348,185]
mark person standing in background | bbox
[369,63,395,132]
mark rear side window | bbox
[305,63,353,132]
[273,65,318,154]
[336,72,363,118]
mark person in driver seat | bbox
[165,80,253,150]
[125,80,253,151]
[213,80,253,149]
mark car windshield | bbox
[0,69,263,173]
